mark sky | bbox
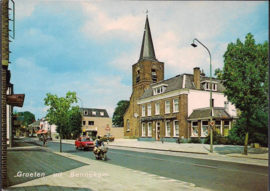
[9,0,268,120]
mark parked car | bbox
[75,136,95,150]
[101,135,115,142]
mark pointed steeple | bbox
[138,16,158,62]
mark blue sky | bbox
[9,1,268,120]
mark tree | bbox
[44,91,78,152]
[112,100,130,127]
[216,33,268,154]
[20,111,36,126]
[68,106,82,139]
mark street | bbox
[46,141,268,191]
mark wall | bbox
[188,90,237,117]
[82,116,112,137]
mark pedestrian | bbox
[43,135,47,146]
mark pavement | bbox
[5,137,268,190]
[6,138,210,191]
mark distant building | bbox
[124,16,237,142]
[80,108,113,138]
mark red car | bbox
[75,136,94,150]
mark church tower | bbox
[124,15,164,137]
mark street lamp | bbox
[76,97,84,136]
[191,38,213,153]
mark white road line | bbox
[193,164,217,169]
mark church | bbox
[123,16,237,142]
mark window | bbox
[174,121,179,137]
[165,101,170,114]
[142,123,146,137]
[88,121,94,126]
[92,111,96,115]
[83,121,86,125]
[147,104,151,116]
[155,102,160,115]
[224,121,230,136]
[153,84,168,95]
[201,121,208,137]
[215,121,221,134]
[165,121,171,137]
[192,121,198,137]
[127,120,130,131]
[203,82,217,91]
[173,99,179,112]
[100,112,104,116]
[142,105,146,117]
[84,110,88,115]
[148,123,152,137]
[152,68,157,83]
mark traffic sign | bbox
[105,125,110,131]
[210,121,214,126]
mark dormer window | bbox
[84,110,88,115]
[201,81,217,91]
[100,112,104,116]
[92,111,96,115]
[153,84,168,95]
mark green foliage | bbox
[228,108,268,147]
[44,91,78,139]
[217,33,268,152]
[20,111,36,127]
[112,100,130,127]
[68,106,82,139]
[188,137,202,143]
[220,33,268,125]
[204,131,230,145]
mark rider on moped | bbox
[94,135,104,154]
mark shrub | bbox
[204,131,230,145]
[188,137,202,143]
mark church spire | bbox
[138,15,158,62]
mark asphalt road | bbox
[45,141,268,191]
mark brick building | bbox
[123,16,237,142]
[2,0,25,187]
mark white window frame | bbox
[142,123,146,137]
[215,120,221,135]
[173,99,179,113]
[84,110,88,115]
[201,121,209,137]
[165,121,171,137]
[92,111,96,115]
[165,100,170,114]
[155,102,160,115]
[147,104,151,116]
[142,105,145,117]
[173,120,179,137]
[147,123,152,137]
[100,112,104,116]
[191,121,198,137]
[223,120,230,136]
[153,84,168,95]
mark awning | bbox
[37,129,48,134]
[7,94,25,107]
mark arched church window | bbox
[136,69,140,83]
[127,119,130,131]
[151,64,157,83]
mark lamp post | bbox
[191,38,213,153]
[76,97,84,136]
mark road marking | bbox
[193,164,217,169]
[159,176,166,179]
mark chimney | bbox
[193,67,201,89]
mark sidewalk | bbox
[6,143,209,191]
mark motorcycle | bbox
[93,146,108,161]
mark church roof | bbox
[138,16,158,62]
[139,73,226,100]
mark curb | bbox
[226,154,268,161]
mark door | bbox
[156,122,160,141]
